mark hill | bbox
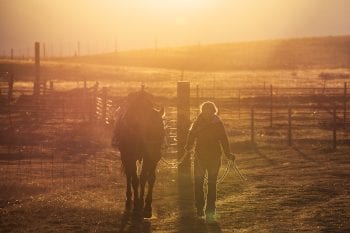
[60,35,350,71]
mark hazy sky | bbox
[1,0,350,56]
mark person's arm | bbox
[218,122,235,160]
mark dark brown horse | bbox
[112,90,164,218]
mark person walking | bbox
[184,101,235,221]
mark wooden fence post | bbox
[251,108,255,144]
[333,107,337,150]
[34,42,40,95]
[288,107,292,146]
[8,73,14,103]
[238,89,241,120]
[344,82,347,129]
[102,87,107,124]
[196,84,199,109]
[177,81,191,175]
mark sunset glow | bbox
[0,0,350,232]
[0,0,350,54]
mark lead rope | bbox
[161,148,246,184]
[160,150,190,167]
[232,161,247,182]
[196,156,232,185]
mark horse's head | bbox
[127,89,154,111]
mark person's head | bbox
[199,101,218,120]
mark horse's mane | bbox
[113,90,164,148]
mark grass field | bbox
[59,35,350,71]
[1,35,350,232]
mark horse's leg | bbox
[144,162,157,218]
[125,174,132,210]
[131,160,140,211]
[139,164,147,210]
[121,151,133,211]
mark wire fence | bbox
[0,80,349,187]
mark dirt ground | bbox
[0,120,350,233]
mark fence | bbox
[1,80,350,187]
[93,82,349,149]
[0,146,121,188]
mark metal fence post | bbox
[344,82,347,129]
[333,107,337,150]
[270,84,273,128]
[288,107,292,146]
[251,108,255,144]
[34,42,40,95]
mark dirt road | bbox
[1,123,349,233]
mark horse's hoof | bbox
[139,199,145,209]
[132,199,141,212]
[143,207,152,218]
[125,199,132,211]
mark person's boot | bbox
[196,208,205,219]
[205,211,217,223]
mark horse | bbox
[112,90,165,218]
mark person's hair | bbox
[199,101,218,115]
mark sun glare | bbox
[145,0,211,11]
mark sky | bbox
[1,0,350,57]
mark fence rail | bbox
[91,83,349,152]
[1,80,350,185]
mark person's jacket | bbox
[185,114,230,160]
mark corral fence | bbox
[95,81,350,147]
[0,77,349,186]
[1,78,349,149]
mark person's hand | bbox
[227,153,235,161]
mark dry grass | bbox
[60,35,350,71]
[1,36,350,232]
[0,110,349,232]
[1,59,349,99]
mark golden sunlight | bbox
[144,0,212,10]
[1,0,350,232]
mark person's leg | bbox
[194,159,206,216]
[205,159,220,218]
